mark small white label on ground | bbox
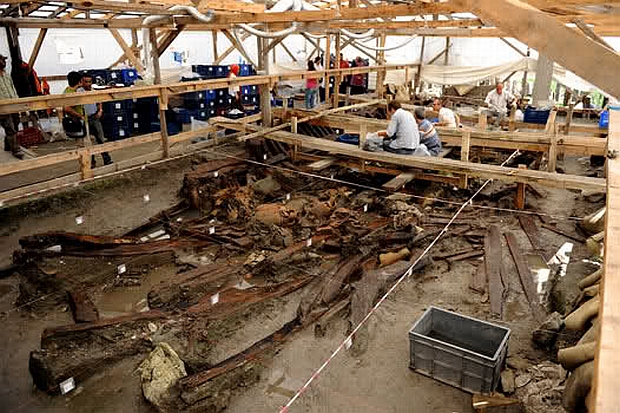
[306,239,312,247]
[60,377,75,395]
[286,193,291,201]
[363,204,368,213]
[143,194,150,202]
[330,174,334,180]
[176,217,183,222]
[75,216,84,225]
[141,165,146,170]
[406,268,413,278]
[140,236,149,242]
[211,293,219,305]
[148,229,166,239]
[209,227,215,235]
[46,245,62,253]
[263,154,268,160]
[213,171,219,178]
[118,264,126,274]
[344,337,353,350]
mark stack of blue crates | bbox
[102,99,133,140]
[131,97,160,135]
[82,68,139,86]
[191,65,231,79]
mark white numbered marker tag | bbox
[118,264,126,275]
[213,171,219,178]
[363,204,368,213]
[263,154,267,160]
[344,337,353,350]
[209,227,215,235]
[306,239,312,247]
[60,377,75,395]
[286,193,291,201]
[75,216,84,225]
[211,293,219,305]
[143,194,150,202]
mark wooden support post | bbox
[444,37,450,66]
[460,130,471,188]
[345,86,351,106]
[359,124,367,150]
[515,164,527,209]
[283,97,289,117]
[325,33,332,107]
[414,36,426,94]
[211,30,218,61]
[5,26,22,63]
[109,28,145,72]
[508,106,516,132]
[159,90,169,158]
[404,66,411,96]
[565,103,575,135]
[28,28,47,68]
[334,32,341,108]
[376,33,386,98]
[260,36,272,127]
[548,129,558,173]
[291,116,298,160]
[149,29,161,84]
[592,107,620,412]
[478,112,488,130]
[79,152,93,180]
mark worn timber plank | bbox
[505,231,545,322]
[518,215,545,253]
[383,172,416,191]
[541,223,586,243]
[485,225,504,318]
[307,157,337,171]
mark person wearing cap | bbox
[228,64,244,111]
[0,54,24,159]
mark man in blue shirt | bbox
[414,108,442,156]
[80,73,112,167]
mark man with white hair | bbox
[485,82,514,128]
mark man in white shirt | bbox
[378,101,428,155]
[433,98,458,128]
[485,82,514,128]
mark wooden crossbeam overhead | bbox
[456,0,620,98]
[157,25,186,56]
[108,28,146,72]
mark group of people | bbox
[305,54,369,109]
[63,71,113,167]
[375,98,457,157]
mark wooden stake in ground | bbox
[485,225,504,318]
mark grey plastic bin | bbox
[409,306,510,394]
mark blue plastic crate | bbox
[239,64,254,77]
[119,68,138,85]
[207,108,217,118]
[103,99,133,115]
[241,95,260,105]
[274,98,294,108]
[173,108,192,124]
[241,85,259,96]
[205,89,217,101]
[190,109,209,121]
[524,107,551,124]
[103,124,131,140]
[215,65,230,78]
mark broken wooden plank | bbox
[485,225,504,318]
[504,231,546,322]
[518,215,545,252]
[383,172,416,191]
[446,249,484,263]
[435,247,480,260]
[307,157,336,171]
[67,290,99,323]
[541,223,586,243]
[469,264,487,294]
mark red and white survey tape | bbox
[279,150,520,412]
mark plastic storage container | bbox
[523,107,551,124]
[409,307,510,394]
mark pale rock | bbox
[140,342,187,411]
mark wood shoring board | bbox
[213,118,606,192]
[307,157,337,171]
[485,224,504,318]
[237,99,383,142]
[383,172,416,191]
[518,215,545,253]
[504,231,545,322]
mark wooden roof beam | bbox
[456,0,620,98]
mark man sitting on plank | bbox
[414,108,442,157]
[378,101,429,156]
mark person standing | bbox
[433,98,458,128]
[80,73,112,167]
[314,56,324,105]
[350,56,368,95]
[485,82,514,128]
[305,60,319,110]
[378,101,423,155]
[0,54,23,159]
[414,108,441,157]
[339,53,350,95]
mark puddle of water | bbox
[96,263,177,317]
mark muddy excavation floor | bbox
[0,147,604,413]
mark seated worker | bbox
[378,101,427,155]
[432,98,458,128]
[485,82,514,128]
[414,108,442,157]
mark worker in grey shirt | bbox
[79,73,112,167]
[378,100,422,155]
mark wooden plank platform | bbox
[307,157,337,171]
[215,118,606,192]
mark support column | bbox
[260,36,272,127]
[532,53,553,106]
[414,36,426,95]
[325,33,332,106]
[5,26,23,63]
[521,47,530,98]
[149,29,162,84]
[333,32,342,107]
[376,33,387,98]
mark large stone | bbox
[532,312,564,349]
[501,369,516,394]
[140,342,187,412]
